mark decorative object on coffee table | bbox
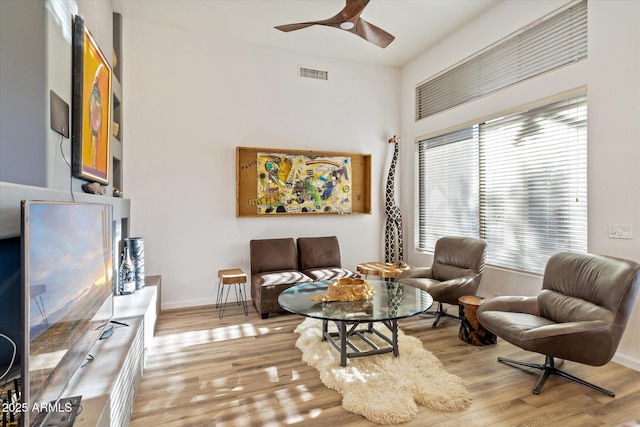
[384,135,404,264]
[458,295,496,346]
[309,277,374,302]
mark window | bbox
[417,94,587,274]
[416,0,587,120]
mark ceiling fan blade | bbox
[275,7,348,33]
[340,0,371,21]
[275,0,394,49]
[274,22,319,32]
[354,18,395,48]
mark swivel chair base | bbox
[424,302,463,327]
[498,355,615,397]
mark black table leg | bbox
[339,321,347,367]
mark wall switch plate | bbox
[608,224,632,239]
[50,90,69,138]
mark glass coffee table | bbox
[278,280,433,366]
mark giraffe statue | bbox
[384,135,404,265]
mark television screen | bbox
[0,237,20,379]
[21,201,113,426]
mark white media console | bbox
[60,276,161,427]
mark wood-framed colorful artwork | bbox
[236,147,372,217]
[72,15,112,185]
[256,152,353,214]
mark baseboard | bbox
[161,297,250,312]
[161,297,215,311]
[612,352,640,372]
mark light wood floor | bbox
[130,303,640,427]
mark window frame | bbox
[416,94,588,274]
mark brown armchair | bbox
[297,236,359,281]
[250,238,312,319]
[396,236,487,327]
[477,252,640,396]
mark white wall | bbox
[400,0,640,370]
[121,0,640,371]
[122,20,400,310]
[0,0,46,187]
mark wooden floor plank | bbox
[131,305,640,426]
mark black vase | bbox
[124,237,145,290]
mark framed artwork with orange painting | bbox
[72,15,111,185]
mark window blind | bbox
[417,127,480,251]
[416,0,587,120]
[417,94,587,274]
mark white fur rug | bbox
[294,318,472,425]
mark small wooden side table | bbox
[458,295,497,346]
[357,261,413,279]
[216,268,248,319]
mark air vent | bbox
[299,66,328,81]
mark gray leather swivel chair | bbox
[396,236,488,327]
[477,252,640,396]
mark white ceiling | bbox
[112,0,501,68]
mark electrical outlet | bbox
[608,224,633,239]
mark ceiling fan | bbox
[274,0,395,49]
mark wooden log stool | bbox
[217,268,248,319]
[458,295,497,346]
[356,261,413,279]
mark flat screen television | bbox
[0,236,21,380]
[20,200,114,427]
